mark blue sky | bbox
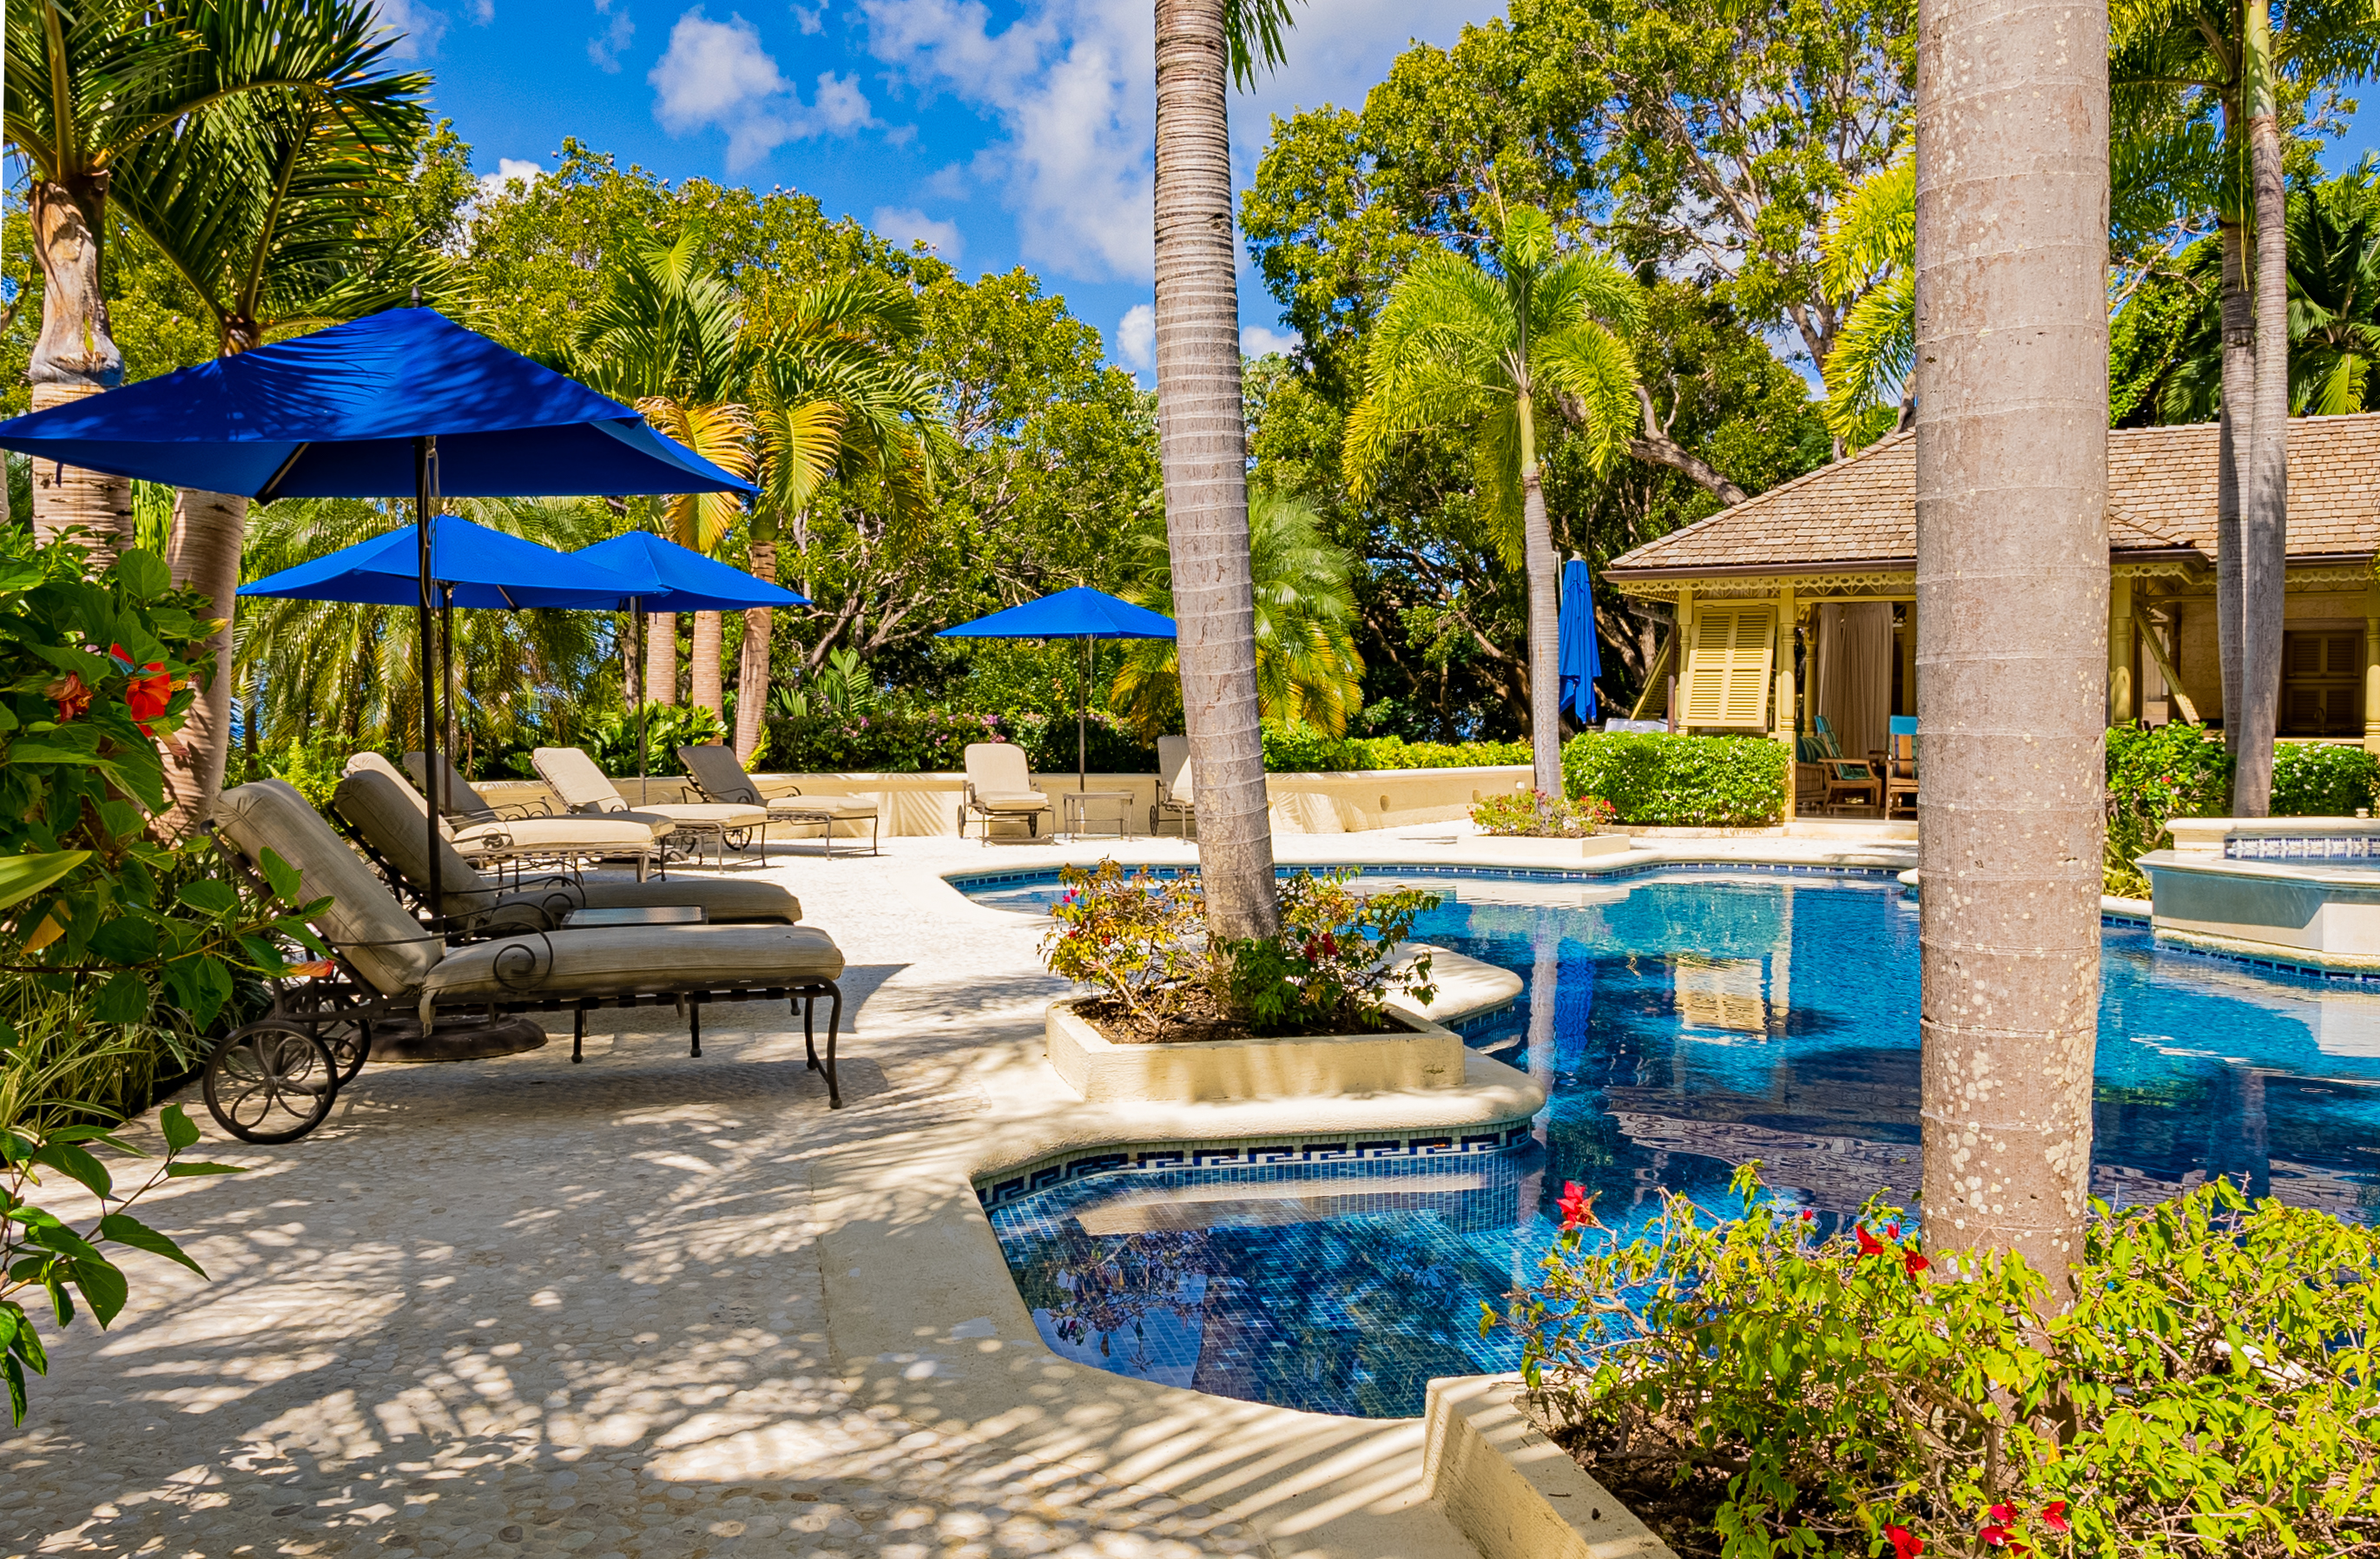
[396,0,1493,378]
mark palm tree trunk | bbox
[159,489,250,832]
[2237,14,2288,817]
[646,611,677,708]
[1519,395,1563,796]
[27,178,131,565]
[2217,214,2251,754]
[736,538,778,764]
[689,610,726,718]
[1913,0,2106,1302]
[1153,0,1277,941]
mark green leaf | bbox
[44,1126,140,1154]
[88,915,161,963]
[175,879,239,916]
[0,851,90,915]
[159,1105,199,1155]
[97,1213,204,1278]
[43,1276,73,1328]
[114,550,171,599]
[26,1220,102,1262]
[66,1258,127,1327]
[90,970,152,1026]
[30,1142,110,1201]
[3,1351,25,1426]
[163,1161,247,1179]
[259,849,302,905]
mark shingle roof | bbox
[1604,413,2380,578]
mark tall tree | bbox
[1343,206,1642,796]
[1151,0,1298,940]
[1915,0,2107,1298]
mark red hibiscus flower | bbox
[1884,1524,1923,1559]
[1904,1248,1931,1277]
[46,671,93,723]
[1988,1505,2016,1524]
[1885,1222,1902,1239]
[2040,1503,2069,1535]
[1856,1225,1886,1258]
[1555,1181,1595,1231]
[1798,1208,1816,1223]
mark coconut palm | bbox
[1150,0,1299,941]
[4,0,421,557]
[2284,178,2380,414]
[1342,205,1643,797]
[1818,154,1918,448]
[1110,489,1362,742]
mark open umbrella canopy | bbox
[936,586,1175,641]
[0,307,754,500]
[1557,558,1602,726]
[573,532,808,611]
[240,515,661,609]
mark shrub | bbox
[1493,1171,2380,1559]
[584,702,725,776]
[1561,732,1789,825]
[1038,860,1212,1026]
[1262,720,1530,772]
[2105,723,2232,897]
[2271,740,2379,816]
[763,708,1009,772]
[1472,789,1617,837]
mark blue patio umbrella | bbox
[0,306,752,920]
[241,515,658,608]
[1557,558,1602,728]
[937,587,1177,792]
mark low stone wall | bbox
[474,764,1537,839]
[1422,1374,1675,1559]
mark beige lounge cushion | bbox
[216,780,441,997]
[335,770,506,912]
[403,750,515,820]
[635,802,769,829]
[531,745,636,812]
[964,742,1035,793]
[425,923,843,1004]
[1157,734,1195,807]
[677,743,766,805]
[974,791,1052,814]
[767,795,877,820]
[465,815,670,849]
[491,878,801,925]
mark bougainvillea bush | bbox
[1472,789,1618,837]
[1491,1169,2380,1559]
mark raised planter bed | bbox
[1423,1373,1676,1559]
[1045,993,1467,1103]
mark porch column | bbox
[2108,571,2134,726]
[2364,578,2380,753]
[1774,583,1797,818]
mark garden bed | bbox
[1045,994,1464,1103]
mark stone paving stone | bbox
[3,840,1242,1559]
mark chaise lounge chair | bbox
[533,746,771,869]
[1150,734,1195,838]
[677,743,880,859]
[959,743,1053,842]
[206,779,848,1144]
[334,767,806,929]
[347,751,664,882]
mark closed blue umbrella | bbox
[0,306,752,920]
[938,587,1177,791]
[1557,558,1602,728]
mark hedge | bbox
[2271,741,2379,816]
[1561,731,1789,825]
[1261,722,1531,772]
[760,708,1155,775]
[2105,723,2232,897]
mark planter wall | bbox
[1045,994,1467,1104]
[1422,1374,1675,1559]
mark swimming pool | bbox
[971,868,2380,1418]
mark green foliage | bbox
[1471,789,1617,837]
[1262,722,1530,773]
[1039,861,1215,1027]
[2105,723,2233,895]
[584,703,725,776]
[1218,870,1441,1036]
[264,730,368,813]
[1562,733,1789,825]
[2271,740,2380,816]
[1,1106,247,1424]
[762,709,1005,773]
[1493,1170,2380,1558]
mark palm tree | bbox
[1818,154,1917,448]
[108,20,431,829]
[1150,0,1298,941]
[1110,488,1363,741]
[3,0,416,558]
[1913,0,2106,1298]
[1342,205,1643,797]
[2284,177,2380,413]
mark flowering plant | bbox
[1038,860,1213,1026]
[1472,789,1617,837]
[1219,869,1440,1034]
[1490,1169,2380,1558]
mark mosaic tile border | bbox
[975,1120,1538,1209]
[947,859,1909,894]
[2146,931,2380,984]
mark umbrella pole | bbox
[1079,636,1090,794]
[634,598,647,805]
[415,435,441,923]
[440,585,457,805]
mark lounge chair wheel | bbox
[724,828,753,852]
[285,988,373,1084]
[203,1022,340,1144]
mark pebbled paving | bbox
[5,835,1255,1559]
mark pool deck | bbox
[0,826,1902,1559]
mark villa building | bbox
[1602,413,2380,765]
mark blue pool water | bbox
[971,869,2380,1418]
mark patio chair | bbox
[1150,734,1195,838]
[677,743,880,860]
[348,752,664,882]
[533,746,771,869]
[334,768,805,929]
[1809,717,1882,815]
[959,743,1054,842]
[207,779,848,1144]
[1882,715,1918,819]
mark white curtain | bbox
[1814,603,1894,762]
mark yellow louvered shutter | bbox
[1681,604,1776,729]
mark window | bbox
[2281,630,2364,737]
[1682,604,1777,729]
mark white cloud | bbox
[649,9,877,168]
[874,206,965,260]
[370,0,449,59]
[471,0,494,21]
[1241,324,1298,359]
[477,159,546,201]
[923,162,970,200]
[1114,303,1156,373]
[589,0,636,70]
[790,1,824,30]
